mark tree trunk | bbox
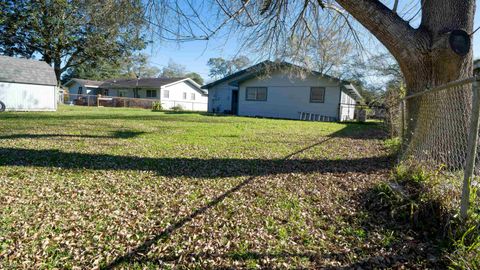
[336,0,475,169]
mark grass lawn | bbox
[0,106,440,269]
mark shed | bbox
[0,55,57,111]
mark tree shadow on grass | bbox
[0,131,145,140]
[96,138,393,269]
[0,147,391,178]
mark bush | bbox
[171,104,184,111]
[152,102,162,111]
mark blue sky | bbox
[144,2,480,82]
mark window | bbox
[163,90,169,98]
[103,89,109,96]
[78,87,83,95]
[146,90,157,98]
[118,90,127,97]
[133,89,139,98]
[310,87,325,103]
[183,92,187,99]
[245,87,267,101]
[191,93,195,100]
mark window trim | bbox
[183,92,187,100]
[191,93,195,100]
[245,87,268,101]
[78,86,83,95]
[163,90,169,99]
[310,87,326,103]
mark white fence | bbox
[63,93,207,111]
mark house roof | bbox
[64,78,104,88]
[101,77,187,88]
[0,55,57,86]
[64,77,207,94]
[201,60,362,101]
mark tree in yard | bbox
[123,53,161,78]
[207,56,250,79]
[62,53,161,82]
[184,72,204,85]
[0,0,146,81]
[160,60,204,85]
[144,0,476,216]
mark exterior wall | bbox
[108,88,159,99]
[207,81,237,113]
[67,82,97,96]
[160,81,208,111]
[0,82,56,111]
[237,71,343,120]
[339,90,356,121]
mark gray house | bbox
[0,55,57,111]
[202,61,361,121]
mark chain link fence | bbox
[397,76,480,218]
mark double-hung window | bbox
[310,87,325,103]
[245,87,267,101]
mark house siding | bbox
[108,88,159,99]
[160,81,207,111]
[67,82,98,96]
[237,71,344,120]
[0,82,56,111]
[207,81,237,113]
[339,90,356,121]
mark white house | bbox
[64,77,208,111]
[202,61,361,121]
[0,55,57,111]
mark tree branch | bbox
[335,0,426,65]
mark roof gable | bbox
[0,55,57,86]
[202,60,350,89]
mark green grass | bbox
[0,106,410,269]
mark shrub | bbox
[152,102,162,111]
[171,104,184,111]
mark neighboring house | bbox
[202,60,361,121]
[63,78,104,96]
[0,55,57,111]
[63,77,208,111]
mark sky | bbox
[143,1,480,83]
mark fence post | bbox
[400,100,406,140]
[460,78,480,219]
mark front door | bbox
[231,90,239,115]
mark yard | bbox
[0,107,442,268]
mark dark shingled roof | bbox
[67,78,104,87]
[101,77,187,88]
[0,55,57,86]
